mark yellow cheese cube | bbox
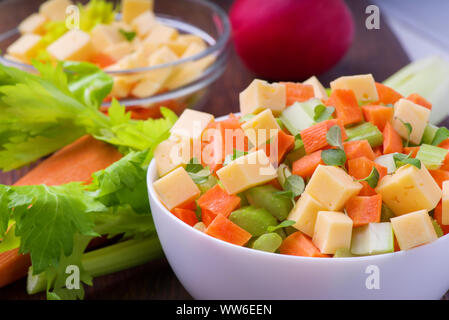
[303,76,328,100]
[131,80,161,98]
[165,54,215,90]
[330,74,379,103]
[7,34,42,62]
[176,34,207,47]
[153,167,200,210]
[181,42,207,58]
[391,210,438,250]
[375,164,441,216]
[241,109,280,147]
[216,150,278,194]
[47,29,93,61]
[164,41,188,57]
[312,211,353,254]
[442,180,449,225]
[144,24,178,45]
[18,13,47,35]
[110,75,134,98]
[39,0,72,21]
[91,24,123,54]
[170,109,214,142]
[103,42,133,61]
[239,79,287,116]
[147,46,178,81]
[305,165,363,211]
[131,11,157,38]
[122,0,154,24]
[392,98,430,145]
[154,137,192,177]
[288,192,328,237]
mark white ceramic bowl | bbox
[147,121,449,300]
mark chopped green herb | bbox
[283,175,305,197]
[223,149,248,166]
[185,158,204,173]
[266,220,296,233]
[119,29,137,41]
[357,167,380,188]
[399,119,412,147]
[431,127,449,146]
[326,125,344,149]
[393,153,421,169]
[313,105,335,123]
[321,149,347,167]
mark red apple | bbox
[230,0,354,80]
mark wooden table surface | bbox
[0,0,446,300]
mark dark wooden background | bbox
[0,0,446,300]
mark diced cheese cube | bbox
[303,76,328,100]
[351,223,394,255]
[47,29,93,61]
[305,165,363,211]
[176,34,207,47]
[39,0,72,21]
[239,79,286,116]
[391,210,438,250]
[153,167,200,210]
[144,24,178,45]
[154,137,192,177]
[375,164,441,216]
[131,11,157,38]
[330,74,378,103]
[312,211,353,254]
[392,98,430,145]
[241,109,280,147]
[165,55,215,90]
[103,42,133,61]
[181,42,207,58]
[216,150,278,194]
[110,75,134,98]
[170,109,214,142]
[164,41,188,57]
[131,80,161,98]
[91,24,123,54]
[442,180,449,225]
[288,192,328,237]
[146,46,178,81]
[6,34,42,62]
[18,13,47,35]
[122,0,154,24]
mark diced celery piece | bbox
[252,233,283,253]
[351,223,394,256]
[286,139,306,163]
[237,192,249,207]
[416,144,448,170]
[421,124,439,145]
[229,206,278,237]
[346,122,384,147]
[375,153,398,174]
[432,219,443,238]
[279,99,322,136]
[244,185,294,220]
[276,164,292,188]
[333,248,355,258]
[198,175,218,194]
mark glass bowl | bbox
[0,0,231,116]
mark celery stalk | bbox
[27,237,163,295]
[416,144,449,170]
[421,124,439,145]
[346,122,384,147]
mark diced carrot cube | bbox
[429,169,449,189]
[407,93,432,110]
[171,208,199,227]
[343,140,375,161]
[373,146,383,157]
[300,119,347,154]
[383,122,403,154]
[197,184,241,226]
[326,89,363,126]
[205,214,252,246]
[374,82,403,105]
[345,194,382,227]
[403,146,420,158]
[361,104,394,131]
[280,232,329,257]
[348,157,388,196]
[260,130,295,165]
[292,150,323,179]
[282,82,315,106]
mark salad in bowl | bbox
[152,74,449,259]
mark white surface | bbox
[147,114,449,299]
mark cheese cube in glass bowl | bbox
[0,0,230,117]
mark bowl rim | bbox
[0,0,231,75]
[147,114,449,264]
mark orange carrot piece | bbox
[434,202,449,235]
[407,93,432,110]
[282,82,315,106]
[347,157,387,196]
[261,130,295,165]
[205,214,252,246]
[441,152,449,171]
[89,53,116,68]
[439,139,449,150]
[292,151,323,179]
[280,232,329,257]
[429,169,449,189]
[361,105,394,131]
[171,208,199,227]
[0,249,31,288]
[177,200,197,211]
[326,89,363,126]
[14,136,123,186]
[345,194,382,227]
[383,122,403,154]
[374,82,403,105]
[300,119,347,154]
[197,185,241,226]
[403,146,420,158]
[373,146,383,157]
[267,179,283,190]
[343,140,375,161]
